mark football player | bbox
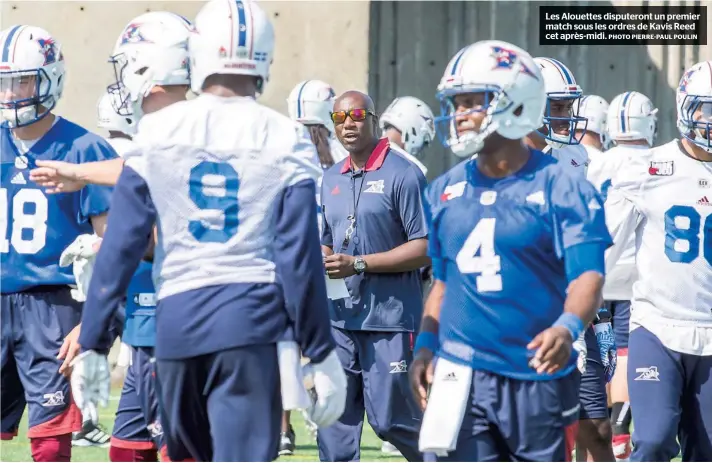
[586,90,658,462]
[575,95,610,158]
[0,25,115,462]
[411,40,611,462]
[73,0,347,460]
[604,62,712,462]
[96,90,135,156]
[380,95,434,176]
[525,57,616,462]
[281,78,345,455]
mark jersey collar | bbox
[340,138,390,174]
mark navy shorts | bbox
[605,300,630,351]
[579,326,608,420]
[156,344,281,462]
[1,288,82,439]
[426,370,580,461]
[112,346,163,451]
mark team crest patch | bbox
[364,179,384,194]
[440,181,466,201]
[648,161,674,176]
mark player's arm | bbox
[363,167,430,272]
[79,164,156,354]
[30,158,126,193]
[602,186,642,273]
[409,187,443,409]
[528,174,613,375]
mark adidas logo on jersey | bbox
[10,172,26,185]
[698,196,712,206]
[443,371,457,381]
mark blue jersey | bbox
[0,118,117,293]
[122,261,156,347]
[424,149,611,380]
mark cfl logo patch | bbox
[42,391,65,407]
[389,360,407,373]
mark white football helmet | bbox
[190,0,275,96]
[677,61,712,153]
[0,25,65,128]
[577,95,610,149]
[436,40,546,158]
[287,80,337,134]
[96,91,135,135]
[380,96,435,157]
[607,91,658,147]
[534,57,587,148]
[108,12,192,124]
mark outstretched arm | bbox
[30,158,126,193]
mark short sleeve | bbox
[77,139,118,224]
[551,170,612,259]
[395,165,428,241]
[282,124,322,188]
[423,185,445,281]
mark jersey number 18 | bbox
[1,188,48,254]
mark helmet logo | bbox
[121,24,151,45]
[491,46,537,79]
[37,38,57,65]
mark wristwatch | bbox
[353,256,367,274]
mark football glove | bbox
[70,350,111,426]
[573,331,587,374]
[59,234,102,302]
[594,321,617,382]
[302,350,347,429]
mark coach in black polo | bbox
[318,90,430,462]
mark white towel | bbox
[277,341,312,411]
[418,358,473,457]
[59,234,102,302]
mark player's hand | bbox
[527,326,573,375]
[409,347,434,411]
[29,160,86,194]
[70,350,111,426]
[324,253,356,279]
[58,324,82,376]
[303,350,347,428]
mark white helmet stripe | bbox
[540,57,573,85]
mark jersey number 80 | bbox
[1,188,48,254]
[664,205,712,265]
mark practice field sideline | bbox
[0,388,406,462]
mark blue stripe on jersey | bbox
[236,0,247,48]
[2,25,21,62]
[449,48,467,76]
[296,80,310,119]
[620,91,632,132]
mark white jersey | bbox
[587,144,649,300]
[106,137,135,158]
[124,93,321,300]
[605,139,712,355]
[390,142,428,176]
[546,144,589,178]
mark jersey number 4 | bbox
[664,205,712,265]
[188,161,240,244]
[456,218,503,292]
[0,188,48,254]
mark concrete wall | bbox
[1,0,370,132]
[369,0,712,177]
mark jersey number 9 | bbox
[664,205,712,265]
[1,188,48,255]
[188,161,240,244]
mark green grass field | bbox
[0,391,406,462]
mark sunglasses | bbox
[330,108,375,125]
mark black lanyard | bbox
[342,170,366,250]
